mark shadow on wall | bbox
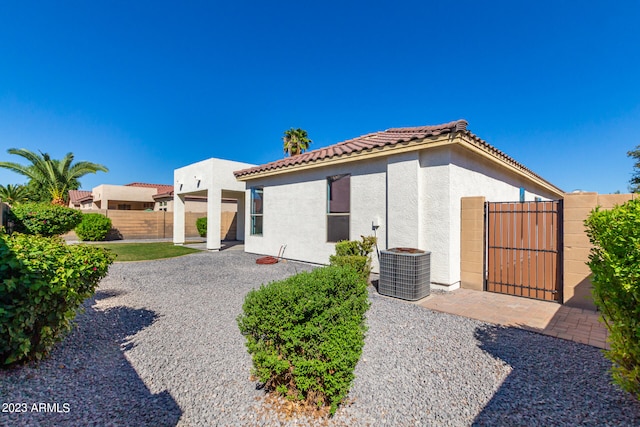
[471,324,640,426]
[564,275,597,310]
[106,227,124,241]
[0,291,182,426]
[222,213,238,241]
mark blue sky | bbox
[1,1,639,194]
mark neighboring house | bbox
[174,120,563,290]
[69,183,217,212]
[68,190,94,209]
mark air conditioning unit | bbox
[379,248,431,301]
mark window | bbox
[251,187,264,235]
[327,174,350,242]
[143,202,154,210]
[117,204,131,210]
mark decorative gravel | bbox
[1,250,639,426]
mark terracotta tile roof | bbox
[232,120,562,194]
[68,190,92,204]
[153,190,174,200]
[125,182,174,195]
[234,120,468,178]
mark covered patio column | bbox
[173,193,186,245]
[236,192,246,241]
[206,187,222,250]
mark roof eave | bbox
[456,133,565,197]
[235,130,564,198]
[235,133,457,181]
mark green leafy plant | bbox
[0,233,115,366]
[75,213,112,241]
[282,128,312,157]
[0,184,30,205]
[585,199,640,398]
[329,235,377,280]
[196,217,207,237]
[237,266,370,415]
[8,202,82,236]
[0,148,107,205]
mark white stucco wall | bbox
[243,145,560,289]
[243,159,388,269]
[386,152,421,249]
[419,145,560,289]
[173,158,254,249]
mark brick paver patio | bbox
[415,288,610,349]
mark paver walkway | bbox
[415,288,610,349]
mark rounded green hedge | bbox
[8,202,82,236]
[237,266,369,415]
[586,199,640,398]
[0,233,115,366]
[75,213,112,241]
[196,217,207,237]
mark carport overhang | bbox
[173,158,256,250]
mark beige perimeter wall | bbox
[563,192,635,309]
[460,193,636,310]
[460,196,486,291]
[63,210,237,241]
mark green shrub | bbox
[8,202,82,236]
[196,217,207,237]
[237,266,370,415]
[334,235,376,257]
[328,255,368,275]
[585,199,640,398]
[0,233,115,366]
[330,235,377,280]
[75,213,112,241]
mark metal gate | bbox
[485,200,562,302]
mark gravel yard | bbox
[1,250,639,426]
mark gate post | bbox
[460,196,486,291]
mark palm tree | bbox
[0,184,30,205]
[0,148,108,205]
[283,128,312,157]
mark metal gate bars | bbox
[485,200,563,302]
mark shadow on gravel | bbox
[0,291,182,427]
[472,324,640,426]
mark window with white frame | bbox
[327,174,350,242]
[251,187,264,235]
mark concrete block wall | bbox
[563,192,634,309]
[460,196,485,291]
[62,210,237,241]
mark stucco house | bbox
[173,120,563,290]
[69,183,215,212]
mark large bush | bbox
[237,266,370,415]
[8,202,82,236]
[329,235,377,280]
[196,217,207,237]
[585,199,640,398]
[0,233,115,366]
[75,213,112,241]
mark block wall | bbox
[563,192,635,309]
[460,196,485,291]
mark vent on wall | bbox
[379,248,431,301]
